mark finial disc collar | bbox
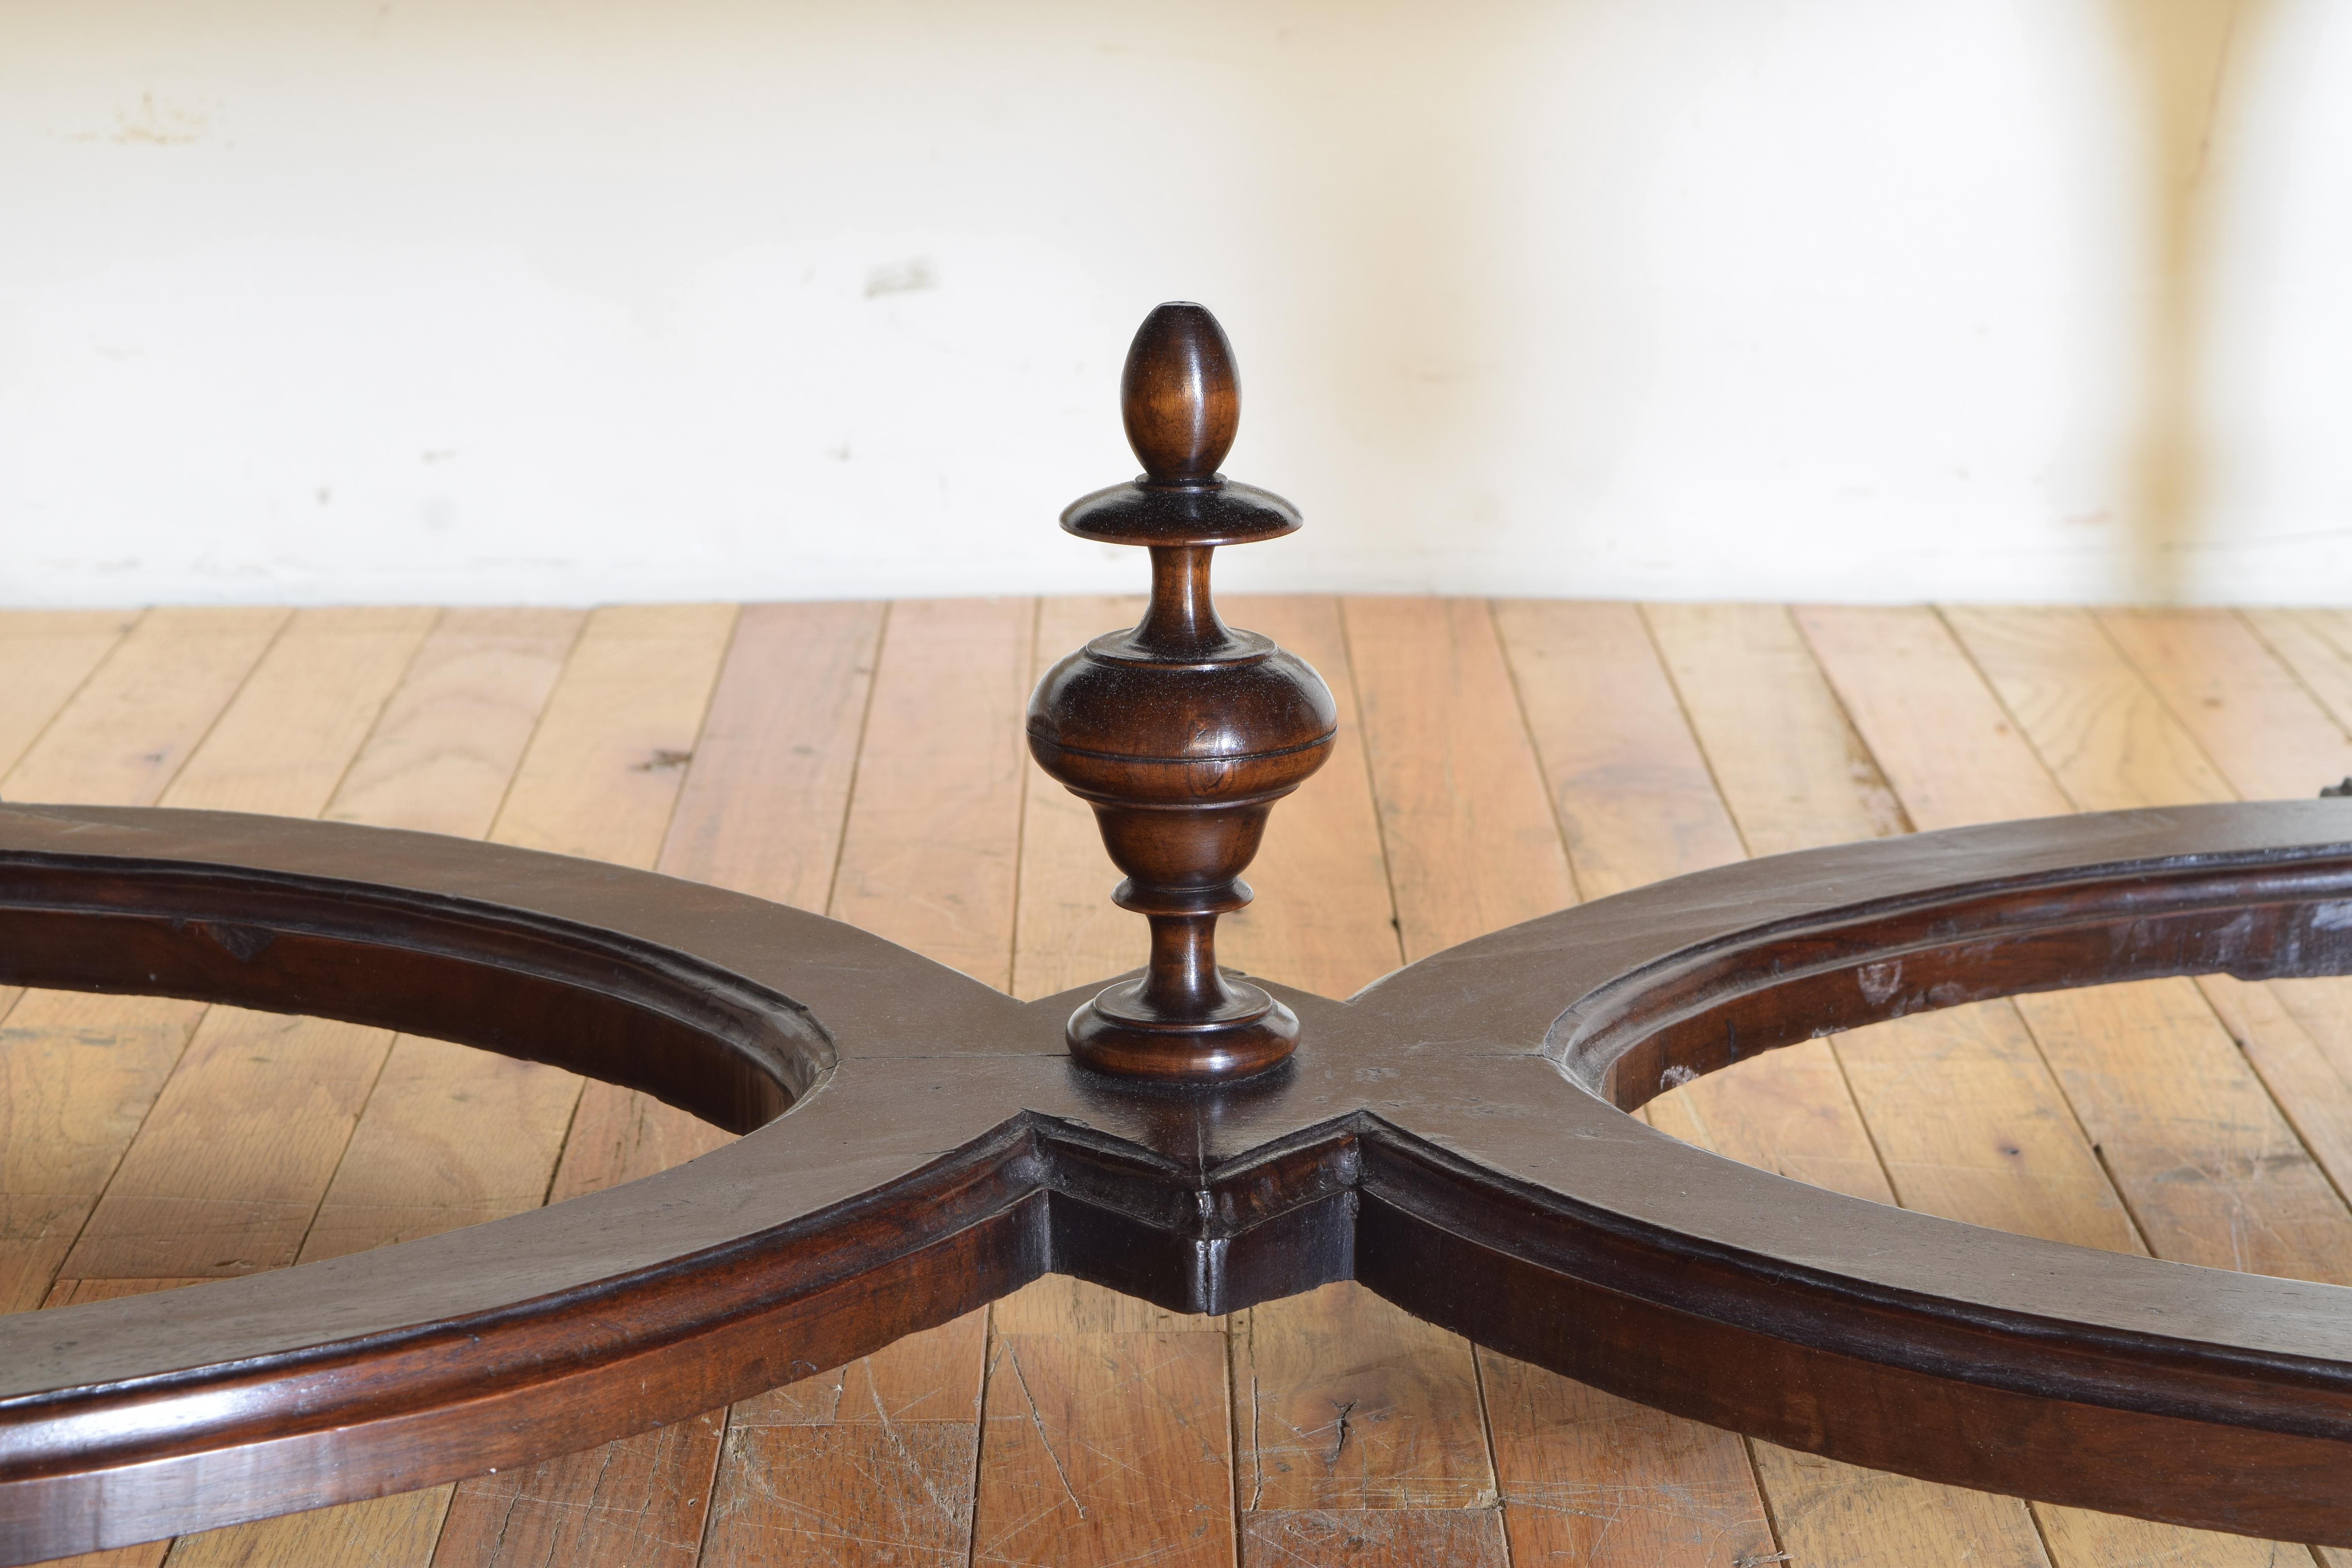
[1060,479,1302,548]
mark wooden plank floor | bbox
[9,597,2352,1568]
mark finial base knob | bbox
[1067,982,1300,1081]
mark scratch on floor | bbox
[865,1364,962,1525]
[1129,1347,1227,1467]
[1502,1475,1762,1531]
[1244,1318,1265,1510]
[1000,1340,1085,1519]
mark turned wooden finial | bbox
[1026,303,1336,1080]
[1122,303,1240,485]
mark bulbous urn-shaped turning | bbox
[1027,303,1337,1080]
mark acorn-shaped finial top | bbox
[1122,303,1239,486]
[1063,303,1298,548]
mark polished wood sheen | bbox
[1029,303,1336,1078]
[9,316,2352,1563]
[1120,301,1239,486]
[10,799,2352,1558]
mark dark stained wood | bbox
[9,797,2352,1557]
[1029,304,1335,1080]
[18,323,2352,1566]
[1121,302,1240,487]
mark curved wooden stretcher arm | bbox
[6,797,2352,1559]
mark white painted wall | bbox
[2,0,2347,607]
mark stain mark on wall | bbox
[864,259,937,298]
[2105,0,2277,601]
[72,92,209,147]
